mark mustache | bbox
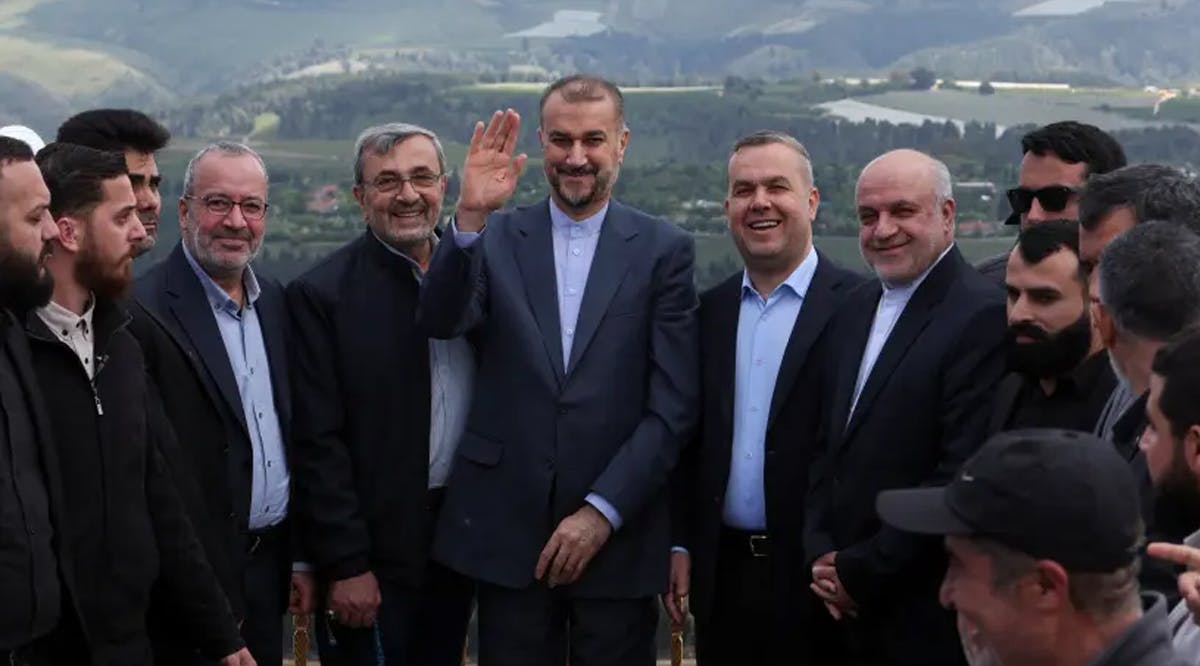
[211,230,253,242]
[556,164,598,177]
[1007,321,1050,341]
[388,203,428,216]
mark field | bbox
[821,88,1177,132]
[0,34,163,99]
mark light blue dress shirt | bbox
[722,250,819,531]
[183,244,289,530]
[450,199,625,529]
[372,231,476,488]
[848,244,955,420]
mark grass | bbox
[0,34,157,98]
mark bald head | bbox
[856,149,956,286]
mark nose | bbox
[750,186,771,211]
[1008,295,1031,324]
[395,179,420,203]
[130,216,148,243]
[874,212,899,239]
[223,204,249,229]
[566,141,587,166]
[1027,198,1051,223]
[39,210,59,242]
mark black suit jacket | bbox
[804,246,1006,666]
[419,198,699,598]
[286,231,438,586]
[131,244,295,620]
[675,254,861,631]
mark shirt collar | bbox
[548,197,608,236]
[39,297,95,336]
[181,241,261,312]
[881,242,955,300]
[741,247,820,301]
[370,229,437,278]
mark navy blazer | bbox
[131,243,294,619]
[418,198,700,598]
[804,246,1006,666]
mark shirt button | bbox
[750,406,760,413]
[572,248,581,256]
[567,287,577,296]
[566,328,574,336]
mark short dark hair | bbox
[1152,327,1200,439]
[731,130,814,184]
[539,75,625,128]
[1099,221,1200,340]
[35,142,129,220]
[0,136,34,176]
[1015,219,1081,270]
[1079,163,1200,233]
[56,109,170,154]
[1021,121,1126,178]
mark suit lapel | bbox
[842,247,963,442]
[831,283,880,444]
[514,201,566,384]
[566,202,637,373]
[255,280,291,439]
[766,254,843,430]
[709,275,742,459]
[163,246,249,436]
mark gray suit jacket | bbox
[418,198,700,597]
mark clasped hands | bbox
[810,551,858,620]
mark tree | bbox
[979,80,996,96]
[910,67,936,91]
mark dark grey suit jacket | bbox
[418,198,699,598]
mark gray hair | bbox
[732,130,815,186]
[1079,163,1200,233]
[353,123,446,185]
[1099,220,1200,340]
[181,141,268,197]
[859,149,954,206]
[972,537,1142,621]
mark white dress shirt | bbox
[37,298,96,379]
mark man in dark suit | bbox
[418,75,699,666]
[805,149,1006,666]
[988,220,1115,434]
[668,130,860,666]
[28,143,252,665]
[287,122,474,665]
[132,142,313,665]
[974,121,1125,285]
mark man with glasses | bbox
[975,121,1126,286]
[132,142,312,665]
[287,123,474,665]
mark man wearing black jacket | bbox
[287,123,474,665]
[0,136,66,666]
[29,143,253,666]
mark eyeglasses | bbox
[366,172,444,193]
[184,194,270,221]
[1006,185,1080,216]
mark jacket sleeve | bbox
[145,384,245,659]
[589,232,701,524]
[416,222,490,339]
[835,302,1007,608]
[285,279,374,582]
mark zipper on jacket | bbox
[91,353,108,416]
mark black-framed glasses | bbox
[366,171,444,193]
[1006,185,1080,216]
[184,194,270,220]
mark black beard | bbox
[0,238,53,315]
[75,242,131,302]
[1005,312,1093,379]
[1154,453,1200,538]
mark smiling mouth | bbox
[748,220,780,230]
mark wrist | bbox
[454,207,489,232]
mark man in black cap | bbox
[877,429,1184,666]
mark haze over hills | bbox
[1,0,1198,134]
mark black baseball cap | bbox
[876,429,1143,572]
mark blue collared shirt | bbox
[183,244,289,530]
[722,250,819,530]
[372,231,476,488]
[450,199,624,529]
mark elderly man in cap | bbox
[877,429,1185,666]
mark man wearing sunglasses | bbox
[975,121,1126,286]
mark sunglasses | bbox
[1005,185,1080,224]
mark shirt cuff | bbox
[671,546,689,555]
[291,561,313,572]
[585,493,623,531]
[449,218,482,247]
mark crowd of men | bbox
[4,73,1200,666]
